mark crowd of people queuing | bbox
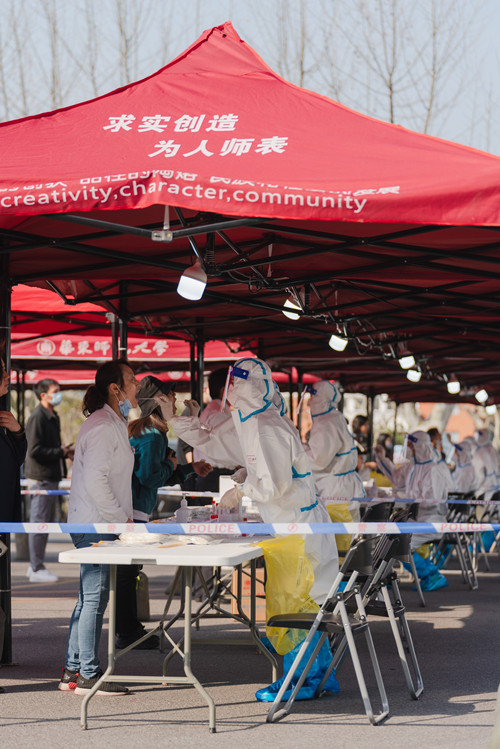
[1,355,499,698]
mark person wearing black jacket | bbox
[0,360,27,523]
[0,357,27,693]
[24,379,73,583]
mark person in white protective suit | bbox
[427,428,455,497]
[474,428,500,499]
[453,440,479,494]
[375,430,448,591]
[303,380,365,523]
[168,359,340,702]
[170,359,338,603]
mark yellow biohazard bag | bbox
[257,535,319,655]
[326,502,353,555]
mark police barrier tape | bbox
[1,522,500,535]
[18,489,500,506]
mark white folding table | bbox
[59,541,274,732]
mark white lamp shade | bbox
[475,388,488,403]
[177,261,207,300]
[329,333,348,352]
[406,369,421,382]
[399,354,415,369]
[447,380,461,394]
[485,405,497,415]
[282,298,301,320]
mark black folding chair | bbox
[344,522,424,700]
[266,536,389,726]
[430,491,478,590]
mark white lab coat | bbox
[68,404,134,523]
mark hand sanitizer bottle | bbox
[175,497,189,522]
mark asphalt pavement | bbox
[1,537,499,749]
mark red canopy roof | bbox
[2,23,500,404]
[2,22,500,226]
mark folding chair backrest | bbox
[341,535,376,576]
[361,501,394,522]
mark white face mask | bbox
[49,391,62,406]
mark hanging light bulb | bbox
[485,405,497,415]
[282,297,302,320]
[328,333,348,352]
[399,354,415,369]
[406,369,421,382]
[447,378,461,395]
[176,260,207,300]
[475,388,488,403]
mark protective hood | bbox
[408,430,435,464]
[476,428,494,446]
[309,380,339,417]
[231,357,274,420]
[462,435,478,453]
[454,440,473,466]
[272,381,286,416]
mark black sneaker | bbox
[115,631,160,650]
[58,667,79,691]
[74,671,129,696]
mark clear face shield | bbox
[399,433,409,462]
[220,364,249,411]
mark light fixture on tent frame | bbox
[485,405,497,415]
[328,322,348,352]
[446,375,461,395]
[475,388,489,404]
[406,368,421,383]
[282,288,305,320]
[177,259,207,300]
[396,342,415,369]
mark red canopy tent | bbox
[1,22,500,403]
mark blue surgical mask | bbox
[117,389,132,419]
[50,392,62,406]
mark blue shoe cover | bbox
[434,545,451,570]
[419,572,449,591]
[255,633,339,702]
[256,679,317,702]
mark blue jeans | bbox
[65,533,117,679]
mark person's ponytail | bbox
[82,360,125,417]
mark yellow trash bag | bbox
[325,503,353,555]
[257,535,319,655]
[415,543,431,559]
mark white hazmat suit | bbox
[453,440,479,494]
[171,358,338,603]
[303,380,365,521]
[376,430,448,548]
[474,429,500,499]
